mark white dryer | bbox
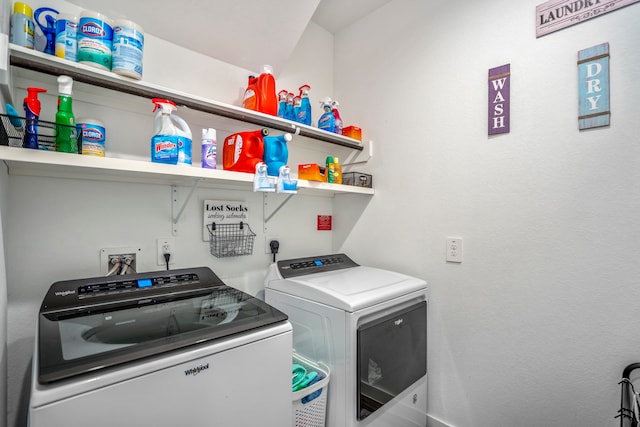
[265,254,427,427]
[30,267,292,427]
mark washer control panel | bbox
[277,253,359,278]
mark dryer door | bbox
[356,301,426,421]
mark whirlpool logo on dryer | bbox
[54,290,75,297]
[184,363,209,377]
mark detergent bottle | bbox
[293,96,302,124]
[331,100,343,135]
[263,133,292,176]
[277,90,288,118]
[298,85,312,125]
[223,128,269,173]
[242,75,258,111]
[151,98,192,165]
[34,7,58,55]
[256,64,277,115]
[23,87,46,149]
[55,75,78,153]
[285,92,295,121]
[318,97,335,133]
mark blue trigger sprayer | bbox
[34,7,59,55]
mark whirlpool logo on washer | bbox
[184,362,210,377]
[54,290,75,297]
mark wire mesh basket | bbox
[0,113,81,152]
[207,222,256,258]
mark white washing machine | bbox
[265,254,427,427]
[29,267,292,427]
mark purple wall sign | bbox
[488,64,510,136]
[537,0,640,38]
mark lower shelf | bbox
[0,146,374,196]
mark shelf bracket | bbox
[263,192,295,232]
[171,179,201,235]
[343,139,373,169]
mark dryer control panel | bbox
[277,253,359,278]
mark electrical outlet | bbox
[265,235,280,254]
[100,247,142,275]
[157,237,175,266]
[446,237,463,263]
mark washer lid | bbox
[267,265,427,312]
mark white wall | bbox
[334,0,640,426]
[2,13,338,427]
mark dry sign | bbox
[536,0,640,37]
[578,42,610,130]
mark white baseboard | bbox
[427,414,454,427]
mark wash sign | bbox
[578,42,610,130]
[488,64,510,135]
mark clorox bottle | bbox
[151,98,192,165]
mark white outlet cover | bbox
[446,237,463,263]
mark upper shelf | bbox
[9,44,364,151]
[0,146,374,196]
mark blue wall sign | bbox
[578,43,610,130]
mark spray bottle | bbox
[277,90,288,119]
[331,100,343,135]
[293,96,302,124]
[285,92,295,121]
[55,75,77,153]
[23,87,46,149]
[318,97,335,133]
[298,85,312,126]
[151,98,192,165]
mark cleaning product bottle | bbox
[256,64,277,115]
[263,133,292,176]
[55,13,78,61]
[10,2,35,49]
[326,156,335,183]
[34,7,58,55]
[23,87,46,149]
[242,75,258,111]
[55,75,78,153]
[318,98,335,133]
[331,100,343,135]
[150,98,192,165]
[277,90,288,118]
[298,84,312,125]
[293,95,302,124]
[201,127,217,169]
[285,92,295,121]
[332,156,342,184]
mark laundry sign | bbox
[536,0,640,37]
[488,64,510,135]
[202,200,249,241]
[578,42,610,130]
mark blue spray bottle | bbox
[293,95,302,124]
[277,90,288,119]
[23,87,47,149]
[297,84,312,125]
[317,97,335,132]
[285,92,295,121]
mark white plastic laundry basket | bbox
[292,353,330,427]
